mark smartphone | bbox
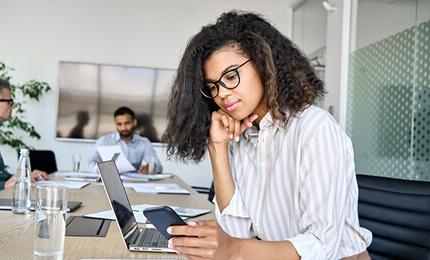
[143,206,187,239]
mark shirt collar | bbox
[114,132,138,143]
[243,112,284,142]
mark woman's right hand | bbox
[209,110,258,145]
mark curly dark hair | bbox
[163,11,325,162]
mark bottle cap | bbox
[19,148,29,155]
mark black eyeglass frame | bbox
[200,58,252,99]
[0,99,14,106]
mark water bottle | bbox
[12,148,32,214]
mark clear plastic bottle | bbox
[12,148,32,214]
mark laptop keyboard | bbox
[131,228,168,248]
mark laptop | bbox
[97,160,175,253]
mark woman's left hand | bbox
[167,219,239,260]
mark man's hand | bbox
[31,170,48,182]
[4,170,48,188]
[4,176,17,189]
[138,164,149,175]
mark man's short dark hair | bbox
[114,106,135,119]
[0,79,10,93]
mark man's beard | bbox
[119,130,132,138]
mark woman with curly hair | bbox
[163,11,371,260]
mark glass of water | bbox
[34,186,67,260]
[72,153,81,172]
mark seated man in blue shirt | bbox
[88,106,163,174]
[0,79,48,190]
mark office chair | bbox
[192,182,215,203]
[356,174,430,259]
[28,150,58,174]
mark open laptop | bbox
[97,160,175,253]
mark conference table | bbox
[0,174,214,259]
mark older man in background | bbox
[0,79,48,189]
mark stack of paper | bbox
[56,171,100,182]
[120,173,172,182]
[132,204,211,218]
[84,203,211,223]
[85,209,148,223]
[97,145,136,173]
[123,183,190,194]
[36,180,90,190]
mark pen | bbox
[157,192,191,195]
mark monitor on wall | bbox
[56,61,176,143]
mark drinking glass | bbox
[34,186,67,260]
[72,153,81,172]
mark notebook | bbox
[97,160,175,253]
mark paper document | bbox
[132,204,211,218]
[123,183,190,194]
[97,145,135,173]
[64,177,99,182]
[121,173,172,181]
[56,171,99,177]
[84,204,209,222]
[84,209,148,223]
[36,180,90,190]
[56,172,100,182]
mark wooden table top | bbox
[0,174,214,259]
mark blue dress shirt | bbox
[88,132,163,173]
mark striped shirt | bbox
[214,105,372,259]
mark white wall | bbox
[354,0,424,50]
[0,0,290,188]
[292,0,327,56]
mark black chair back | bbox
[357,174,430,260]
[29,150,58,174]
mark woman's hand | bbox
[167,220,240,260]
[209,110,258,145]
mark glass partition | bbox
[347,0,430,181]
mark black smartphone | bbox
[143,206,187,239]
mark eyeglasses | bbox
[0,99,14,106]
[200,58,252,99]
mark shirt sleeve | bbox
[287,121,351,260]
[141,138,163,173]
[0,153,12,190]
[0,173,13,190]
[214,187,253,239]
[87,138,104,173]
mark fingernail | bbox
[167,227,172,234]
[187,221,197,226]
[229,134,233,139]
[247,122,253,127]
[225,128,229,132]
[235,136,240,142]
[168,239,173,248]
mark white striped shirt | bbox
[214,105,372,260]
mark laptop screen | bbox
[97,160,137,244]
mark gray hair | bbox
[0,79,10,93]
